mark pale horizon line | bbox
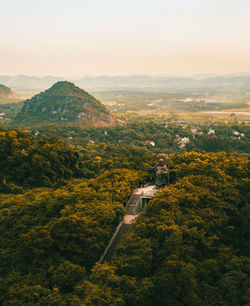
[1,72,250,79]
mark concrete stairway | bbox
[126,193,141,214]
[98,185,157,264]
[100,223,134,263]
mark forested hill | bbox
[0,84,20,100]
[14,81,119,127]
[0,127,249,305]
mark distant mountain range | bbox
[1,74,250,94]
[0,84,20,100]
[14,81,119,127]
[0,75,62,91]
[77,75,250,93]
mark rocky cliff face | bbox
[0,84,20,99]
[15,81,120,126]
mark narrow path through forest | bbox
[99,186,156,263]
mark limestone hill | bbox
[0,84,20,100]
[15,81,119,126]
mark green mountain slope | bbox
[15,81,119,126]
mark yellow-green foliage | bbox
[0,145,249,305]
[86,152,250,305]
[0,167,141,304]
[0,130,80,192]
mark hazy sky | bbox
[1,0,250,76]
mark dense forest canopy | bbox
[28,120,250,155]
[0,129,249,305]
[99,152,249,305]
[0,129,156,193]
[0,130,81,193]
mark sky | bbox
[0,0,250,76]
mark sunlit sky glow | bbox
[1,0,250,76]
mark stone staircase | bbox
[98,185,157,263]
[126,192,141,214]
[99,223,134,263]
